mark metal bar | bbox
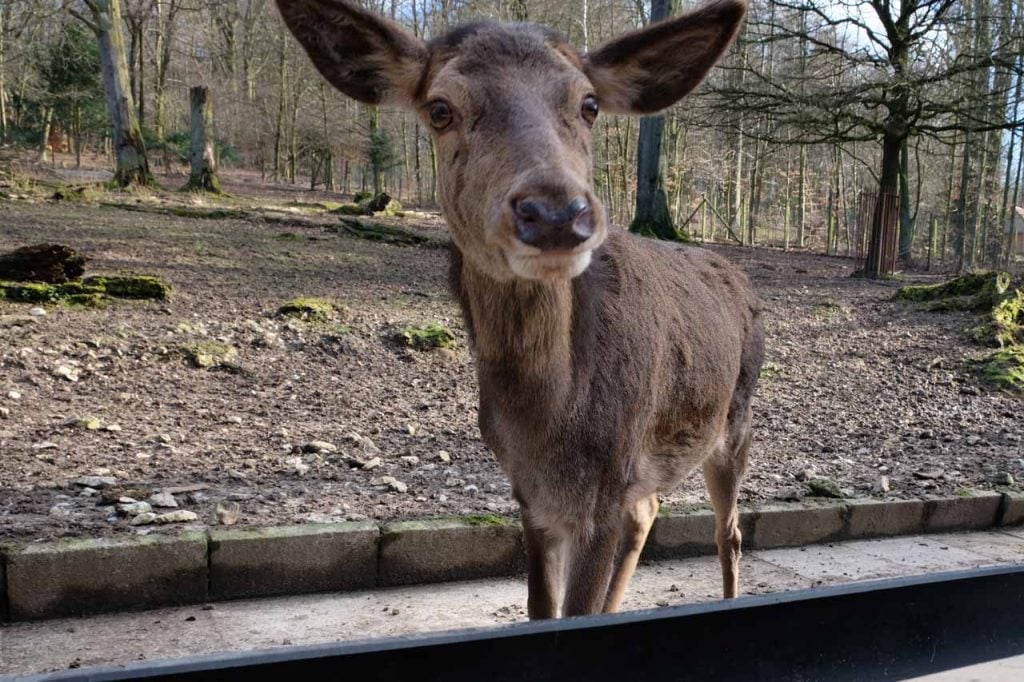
[24,565,1024,682]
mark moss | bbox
[278,297,336,322]
[83,275,170,301]
[808,478,846,499]
[982,346,1024,395]
[1,281,58,303]
[352,191,373,204]
[63,293,106,309]
[812,300,848,321]
[895,271,1011,310]
[463,514,509,527]
[332,203,371,216]
[759,362,782,380]
[396,323,456,351]
[181,341,239,369]
[973,288,1023,348]
[275,232,304,241]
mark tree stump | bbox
[0,244,88,283]
[183,85,221,193]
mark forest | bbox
[1,0,1022,272]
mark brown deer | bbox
[277,0,764,619]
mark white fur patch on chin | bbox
[508,250,593,281]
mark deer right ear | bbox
[276,0,428,107]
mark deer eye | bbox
[428,100,453,130]
[581,95,599,125]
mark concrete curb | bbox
[2,492,1022,622]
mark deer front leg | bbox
[603,493,659,613]
[522,515,567,619]
[561,517,623,617]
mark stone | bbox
[750,503,846,549]
[302,440,337,454]
[52,365,80,382]
[0,406,10,418]
[28,307,47,317]
[5,533,208,619]
[988,472,1015,486]
[7,390,22,400]
[130,512,157,526]
[361,457,382,470]
[74,476,116,489]
[209,523,379,600]
[872,476,891,493]
[966,435,982,446]
[914,468,944,480]
[148,492,179,509]
[400,455,420,466]
[437,450,452,463]
[215,501,241,526]
[379,519,524,586]
[153,510,198,524]
[117,501,152,516]
[463,484,479,496]
[925,492,1002,532]
[794,468,816,482]
[847,499,926,539]
[389,479,409,494]
[285,457,310,476]
[807,478,846,499]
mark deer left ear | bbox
[276,0,428,107]
[584,0,746,116]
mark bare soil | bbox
[1,177,1022,543]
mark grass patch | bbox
[396,323,456,351]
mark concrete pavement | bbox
[3,529,1024,678]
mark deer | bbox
[277,0,764,619]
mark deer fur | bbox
[278,0,764,618]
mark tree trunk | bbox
[184,86,220,193]
[38,106,53,163]
[898,139,914,262]
[865,130,901,277]
[84,0,151,187]
[628,0,674,240]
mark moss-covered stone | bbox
[83,275,170,301]
[64,293,106,309]
[982,346,1024,395]
[0,281,57,303]
[278,297,336,322]
[463,514,510,527]
[181,341,239,369]
[895,271,1011,311]
[396,324,456,351]
[973,288,1023,348]
[331,203,371,216]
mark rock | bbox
[989,472,1015,486]
[302,440,338,454]
[914,468,944,480]
[437,450,452,463]
[67,416,102,430]
[445,477,465,488]
[78,487,99,497]
[215,500,241,526]
[0,406,9,419]
[153,510,198,524]
[52,365,80,382]
[104,424,122,432]
[807,477,846,499]
[74,476,117,488]
[148,492,179,508]
[872,476,891,493]
[33,441,59,450]
[28,307,47,317]
[49,503,72,517]
[400,455,420,466]
[774,487,803,501]
[130,512,157,526]
[285,456,310,476]
[7,390,22,400]
[406,423,419,436]
[361,457,382,470]
[966,435,983,446]
[118,501,152,516]
[389,479,409,494]
[794,468,816,482]
[463,484,479,496]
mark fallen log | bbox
[333,217,429,247]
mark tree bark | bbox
[184,86,220,193]
[629,0,675,240]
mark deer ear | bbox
[584,0,746,115]
[276,0,428,106]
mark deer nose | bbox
[512,196,593,251]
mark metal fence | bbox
[854,191,900,276]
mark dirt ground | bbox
[1,173,1022,542]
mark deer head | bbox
[277,0,746,282]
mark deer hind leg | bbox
[523,518,567,620]
[702,415,752,599]
[603,493,660,613]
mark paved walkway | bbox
[4,529,1024,678]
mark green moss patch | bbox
[83,275,170,301]
[981,346,1024,395]
[181,341,239,370]
[895,271,1011,311]
[396,324,456,351]
[973,288,1023,348]
[277,297,337,322]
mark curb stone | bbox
[209,522,379,600]
[5,532,207,620]
[379,518,525,586]
[2,494,1024,622]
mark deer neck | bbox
[450,247,578,409]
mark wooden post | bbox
[184,85,221,193]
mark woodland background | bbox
[1,0,1023,271]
